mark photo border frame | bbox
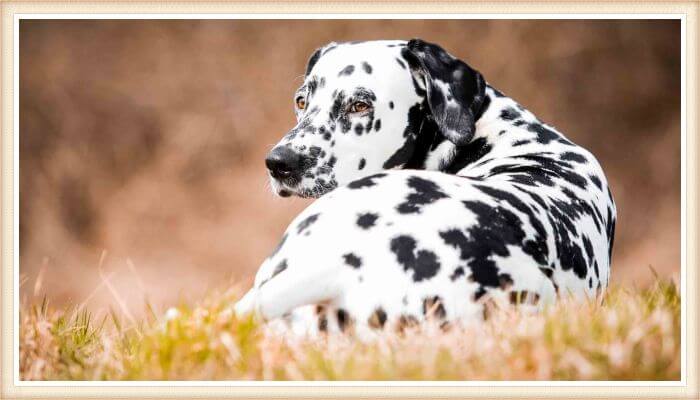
[1,1,697,398]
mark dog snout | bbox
[265,146,303,180]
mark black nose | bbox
[265,146,303,180]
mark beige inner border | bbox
[1,1,697,399]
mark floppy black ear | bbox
[304,42,338,77]
[402,39,486,146]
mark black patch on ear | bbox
[403,39,486,146]
[362,61,373,74]
[305,48,323,77]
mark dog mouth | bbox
[269,176,337,199]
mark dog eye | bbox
[295,96,307,110]
[349,101,371,113]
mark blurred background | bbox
[19,20,681,314]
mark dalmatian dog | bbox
[234,39,616,335]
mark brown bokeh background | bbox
[19,20,681,313]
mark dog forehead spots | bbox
[269,40,425,198]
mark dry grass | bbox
[19,279,680,381]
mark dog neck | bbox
[410,85,550,176]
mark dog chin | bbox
[270,179,333,199]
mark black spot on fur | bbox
[354,123,364,135]
[305,48,322,76]
[296,213,320,234]
[389,101,394,109]
[498,273,514,290]
[374,119,382,131]
[396,176,449,214]
[561,152,587,163]
[489,86,506,97]
[258,259,288,288]
[590,174,603,190]
[422,296,446,319]
[440,197,538,301]
[444,137,493,174]
[382,103,427,169]
[338,65,355,76]
[368,308,387,329]
[474,184,548,265]
[510,290,540,305]
[357,212,379,229]
[316,305,328,332]
[390,235,441,282]
[500,107,521,121]
[395,58,407,69]
[512,139,530,147]
[362,61,373,74]
[269,233,287,258]
[336,309,351,332]
[528,122,560,144]
[396,314,419,333]
[358,158,366,170]
[321,44,337,55]
[449,266,464,281]
[348,173,387,189]
[481,298,499,321]
[343,253,362,269]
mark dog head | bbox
[266,39,487,198]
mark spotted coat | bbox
[235,39,616,336]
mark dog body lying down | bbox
[235,39,616,335]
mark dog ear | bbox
[305,42,338,77]
[402,39,487,146]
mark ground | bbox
[19,277,680,381]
